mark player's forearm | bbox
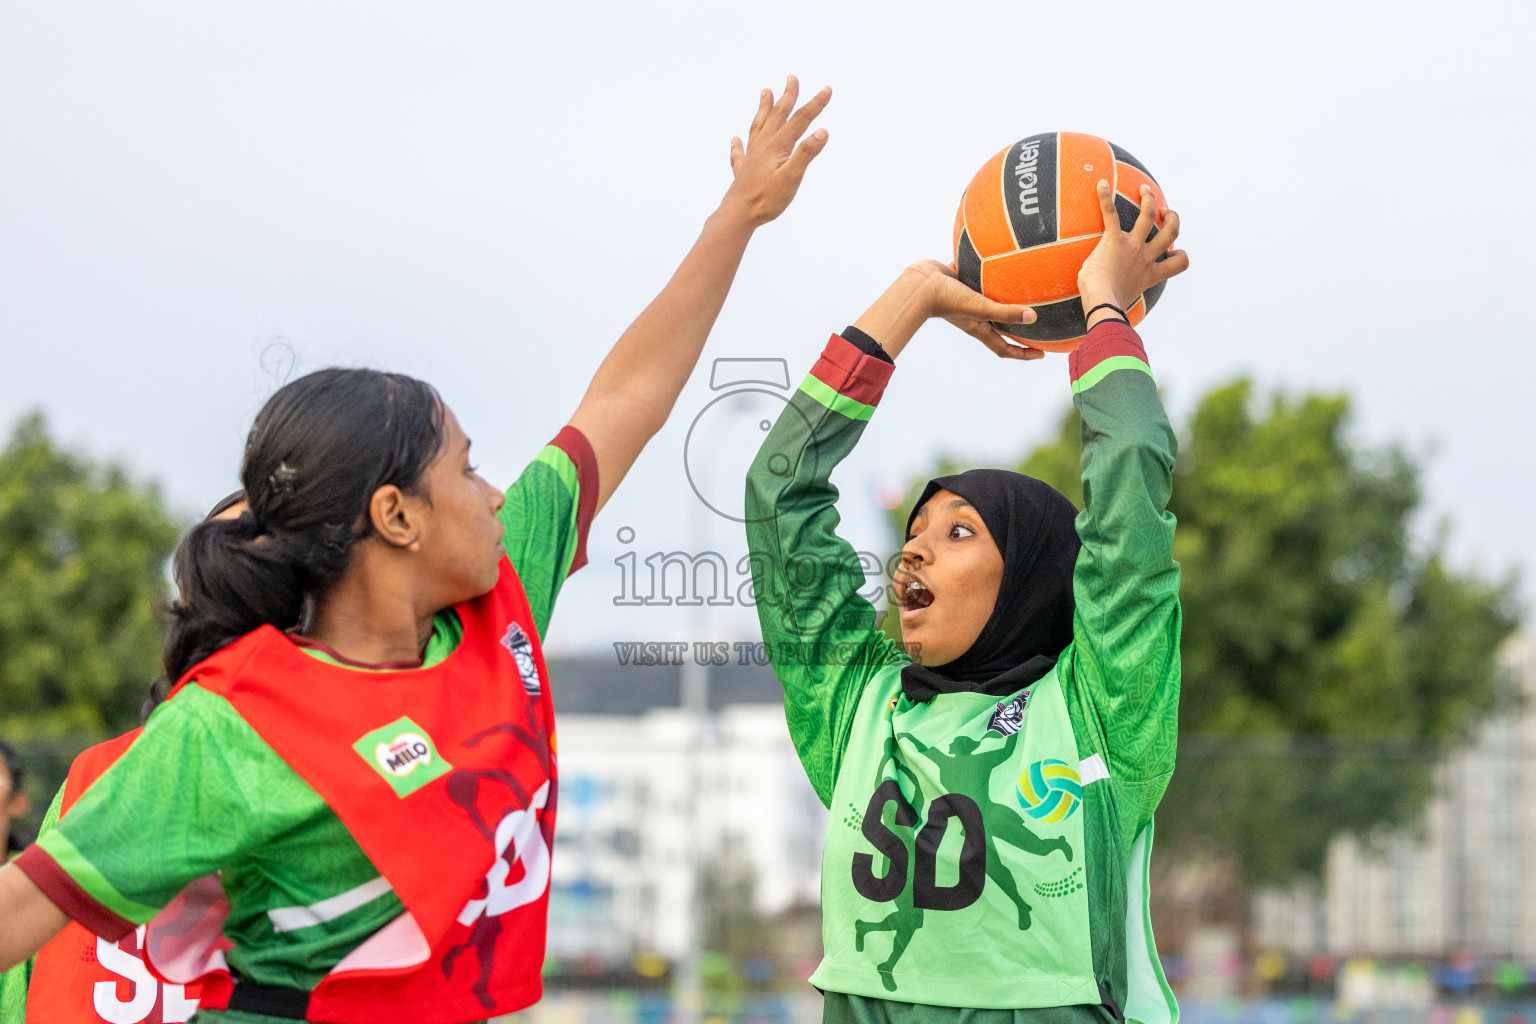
[588,205,754,422]
[1071,324,1177,582]
[746,332,904,803]
[568,205,755,509]
[745,330,896,640]
[850,269,933,360]
[850,260,1037,363]
[0,863,68,973]
[1066,321,1181,783]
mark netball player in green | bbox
[0,78,830,1024]
[746,182,1188,1023]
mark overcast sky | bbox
[2,1,1530,655]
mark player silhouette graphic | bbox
[440,689,558,1009]
[853,728,1072,991]
[852,734,927,991]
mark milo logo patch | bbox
[355,717,452,797]
[376,733,433,776]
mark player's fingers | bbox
[782,86,832,141]
[1154,249,1191,280]
[767,75,800,130]
[1004,336,1047,360]
[748,89,772,141]
[964,323,1013,358]
[1095,179,1119,234]
[1131,185,1157,243]
[730,137,744,172]
[782,129,829,181]
[963,292,1035,325]
[979,327,1038,360]
[1148,209,1180,253]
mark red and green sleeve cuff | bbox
[549,425,599,575]
[799,333,897,421]
[1069,320,1153,395]
[12,844,137,941]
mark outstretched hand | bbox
[723,76,832,228]
[1076,181,1188,326]
[564,77,832,517]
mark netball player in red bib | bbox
[0,78,831,1024]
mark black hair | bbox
[140,489,247,721]
[1,738,26,854]
[162,368,446,685]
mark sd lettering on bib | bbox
[94,927,199,1024]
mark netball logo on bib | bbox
[501,623,542,695]
[354,717,453,797]
[987,691,1029,735]
[1016,759,1083,823]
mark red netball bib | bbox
[27,732,205,1024]
[145,557,558,1024]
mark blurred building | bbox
[544,656,826,962]
[1253,635,1536,959]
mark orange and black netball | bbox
[954,131,1168,351]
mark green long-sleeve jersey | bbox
[745,324,1181,1022]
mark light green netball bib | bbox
[813,664,1113,1009]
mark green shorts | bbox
[822,992,1121,1024]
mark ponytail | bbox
[162,368,445,684]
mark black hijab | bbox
[899,469,1081,702]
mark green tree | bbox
[890,379,1520,884]
[0,413,182,739]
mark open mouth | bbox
[894,569,936,611]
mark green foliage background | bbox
[0,413,182,739]
[888,378,1520,884]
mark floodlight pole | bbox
[673,495,709,1023]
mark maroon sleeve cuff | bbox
[13,844,137,941]
[1068,320,1149,384]
[838,325,894,364]
[550,425,598,576]
[811,334,897,407]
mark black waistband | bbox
[227,982,311,1020]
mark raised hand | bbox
[1077,181,1189,330]
[723,76,832,228]
[564,77,835,515]
[920,260,1043,362]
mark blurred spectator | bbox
[1,738,33,1024]
[0,740,30,855]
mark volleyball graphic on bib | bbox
[953,131,1169,351]
[1017,758,1083,823]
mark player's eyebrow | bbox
[906,497,976,539]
